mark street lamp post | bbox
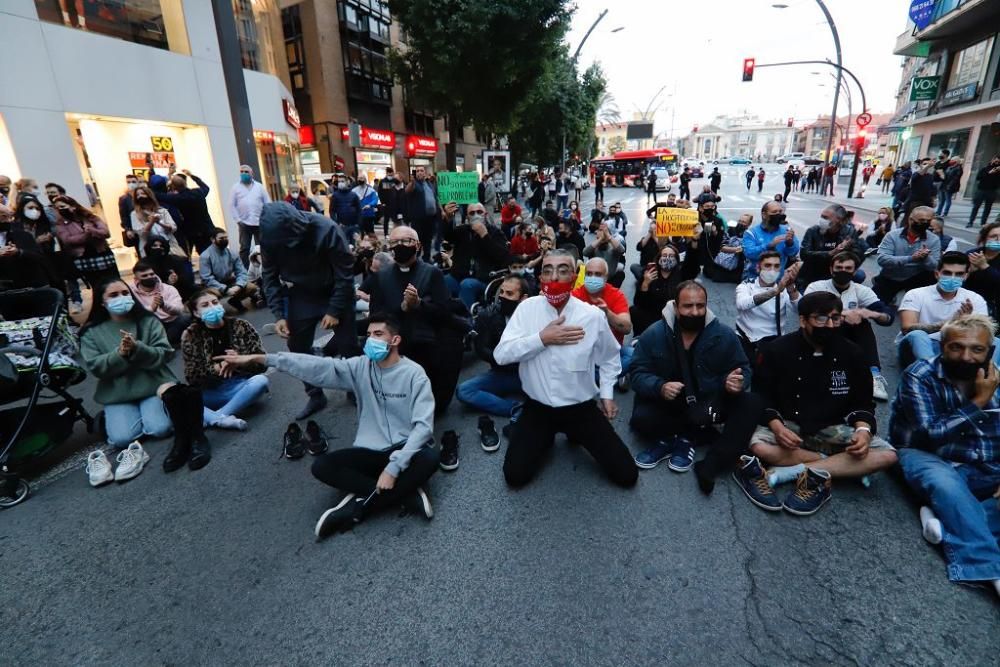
[565,9,611,171]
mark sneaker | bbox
[85,450,113,487]
[873,374,889,402]
[439,430,459,471]
[114,441,150,482]
[732,455,782,512]
[863,247,878,257]
[782,468,832,516]
[478,415,500,452]
[666,436,695,473]
[401,487,434,520]
[296,392,327,420]
[634,438,675,470]
[261,323,278,335]
[305,420,329,456]
[315,494,364,539]
[283,423,306,459]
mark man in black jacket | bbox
[440,200,510,309]
[739,291,898,515]
[967,154,1000,229]
[404,166,440,260]
[118,173,139,251]
[796,203,866,289]
[260,202,358,419]
[157,170,215,254]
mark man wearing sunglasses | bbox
[735,291,898,516]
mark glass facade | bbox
[946,36,995,90]
[33,0,189,54]
[338,0,393,105]
[233,0,280,75]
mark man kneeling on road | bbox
[629,281,763,494]
[739,291,898,515]
[889,313,1000,598]
[493,249,637,489]
[216,313,439,539]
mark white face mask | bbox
[760,269,781,285]
[127,182,139,191]
[24,208,42,221]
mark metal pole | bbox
[210,0,260,175]
[568,9,609,171]
[815,0,842,196]
[847,136,863,198]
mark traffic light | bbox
[855,129,868,151]
[742,58,755,82]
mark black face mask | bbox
[677,313,705,332]
[941,358,982,382]
[216,240,229,249]
[148,246,167,258]
[138,277,158,288]
[809,327,841,347]
[911,223,930,235]
[831,270,854,286]
[702,209,716,218]
[392,244,417,263]
[766,213,787,227]
[498,297,519,318]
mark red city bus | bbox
[590,148,679,187]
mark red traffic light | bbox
[742,58,755,82]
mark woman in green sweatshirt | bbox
[79,278,212,472]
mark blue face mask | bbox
[239,173,252,184]
[106,295,134,315]
[364,337,390,362]
[583,276,606,294]
[200,304,225,325]
[938,276,964,293]
[985,241,1000,252]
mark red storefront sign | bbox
[298,125,315,146]
[406,135,438,157]
[283,99,301,129]
[340,125,396,151]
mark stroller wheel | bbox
[0,476,30,509]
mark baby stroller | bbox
[0,288,95,508]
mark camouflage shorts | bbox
[751,422,894,456]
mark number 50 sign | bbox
[151,136,174,152]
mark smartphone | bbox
[983,346,996,374]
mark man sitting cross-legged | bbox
[215,312,439,539]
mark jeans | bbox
[202,375,270,425]
[237,223,260,268]
[311,444,439,513]
[935,186,954,216]
[969,189,997,227]
[104,395,173,448]
[557,194,569,210]
[620,343,634,376]
[162,314,192,346]
[444,275,487,310]
[898,448,1000,582]
[455,369,523,417]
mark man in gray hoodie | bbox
[216,312,439,539]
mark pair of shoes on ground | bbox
[437,417,502,473]
[163,434,212,473]
[634,436,695,472]
[314,487,433,539]
[733,455,831,515]
[283,420,329,459]
[86,442,150,486]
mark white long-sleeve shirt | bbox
[734,279,799,342]
[494,294,621,406]
[229,180,270,227]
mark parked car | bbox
[687,164,704,178]
[730,156,752,165]
[712,156,731,164]
[803,155,824,165]
[776,152,805,164]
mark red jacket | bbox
[500,203,523,226]
[510,234,539,258]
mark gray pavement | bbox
[2,173,998,665]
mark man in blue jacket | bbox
[629,281,764,496]
[741,200,801,281]
[329,175,361,240]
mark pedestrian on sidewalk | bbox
[709,167,722,194]
[905,159,937,220]
[679,166,691,200]
[782,165,793,202]
[880,164,895,193]
[745,167,755,191]
[757,167,766,193]
[935,158,963,218]
[967,155,1000,229]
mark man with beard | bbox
[873,205,940,305]
[890,313,1000,598]
[260,202,357,420]
[741,200,800,281]
[739,292,897,515]
[797,203,866,289]
[494,249,637,489]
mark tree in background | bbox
[387,0,574,169]
[607,135,627,154]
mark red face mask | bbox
[541,279,573,307]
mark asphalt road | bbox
[2,169,998,665]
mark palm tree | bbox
[596,90,621,126]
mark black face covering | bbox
[498,297,519,318]
[831,270,854,286]
[392,244,417,263]
[216,240,229,249]
[139,277,158,288]
[941,359,982,382]
[809,327,841,347]
[677,313,705,332]
[148,246,167,258]
[766,213,787,227]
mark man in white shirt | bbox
[229,164,271,267]
[735,251,801,363]
[897,251,999,367]
[805,250,895,400]
[493,249,637,489]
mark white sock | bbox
[78,16,87,28]
[214,414,247,431]
[919,506,943,545]
[768,463,806,487]
[62,11,71,23]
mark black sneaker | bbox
[314,494,364,539]
[305,420,329,456]
[401,487,434,520]
[283,423,306,459]
[732,455,782,512]
[478,416,500,452]
[439,430,459,471]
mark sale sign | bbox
[655,207,700,238]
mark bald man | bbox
[230,164,270,266]
[361,225,459,416]
[572,258,633,385]
[873,205,940,305]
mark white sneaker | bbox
[873,374,889,402]
[85,450,113,487]
[114,441,150,482]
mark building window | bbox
[338,0,392,106]
[947,37,995,90]
[232,0,280,74]
[33,0,189,54]
[282,5,307,93]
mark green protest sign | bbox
[436,171,479,204]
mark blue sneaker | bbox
[634,439,675,470]
[782,468,832,516]
[666,437,695,472]
[732,455,782,512]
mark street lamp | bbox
[567,9,622,170]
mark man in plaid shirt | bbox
[890,313,1000,598]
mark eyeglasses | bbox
[809,314,843,326]
[388,239,417,247]
[539,266,576,279]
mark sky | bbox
[566,0,911,138]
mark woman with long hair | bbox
[10,194,61,290]
[180,288,270,431]
[79,277,211,483]
[129,185,185,257]
[50,194,119,289]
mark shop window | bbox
[33,0,189,54]
[947,37,995,90]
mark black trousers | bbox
[841,320,881,369]
[629,391,764,478]
[679,185,690,200]
[871,272,935,307]
[311,444,439,512]
[287,307,360,397]
[405,337,463,416]
[504,399,638,489]
[413,215,438,261]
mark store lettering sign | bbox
[908,0,936,31]
[283,99,300,129]
[940,82,978,107]
[341,125,395,150]
[406,135,438,157]
[909,76,941,101]
[254,129,275,142]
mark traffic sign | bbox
[856,113,872,128]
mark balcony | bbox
[896,0,998,55]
